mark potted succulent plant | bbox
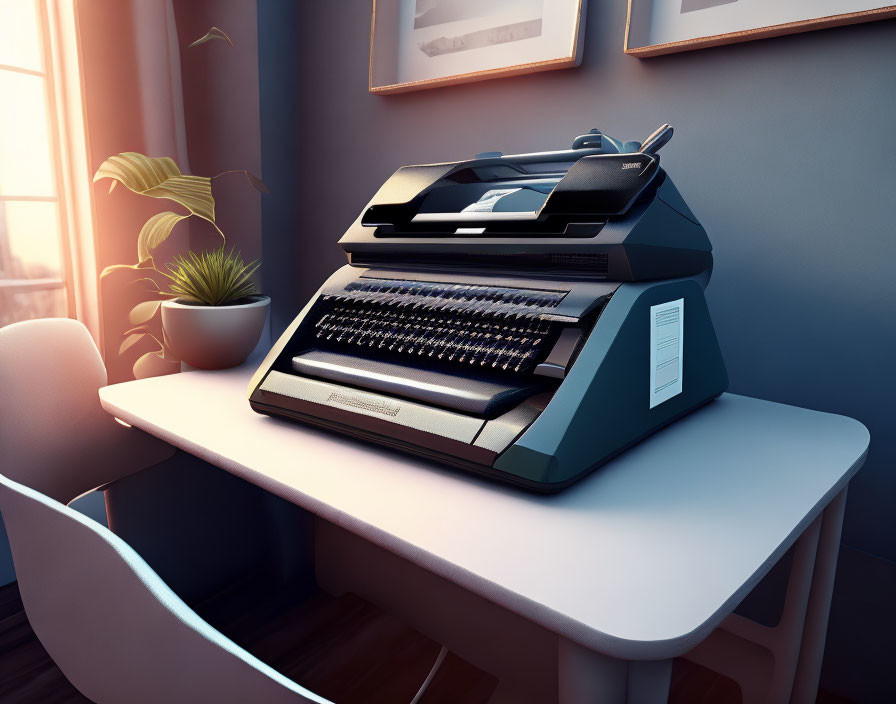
[160,245,267,369]
[94,28,270,376]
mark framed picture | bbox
[370,0,587,94]
[625,0,896,57]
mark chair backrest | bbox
[0,319,329,703]
[0,474,328,704]
[0,318,171,503]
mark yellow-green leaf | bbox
[189,26,233,48]
[137,211,189,263]
[133,350,178,380]
[129,276,163,291]
[161,344,179,363]
[100,257,156,278]
[95,152,180,190]
[119,333,148,356]
[129,300,162,326]
[93,152,216,227]
[245,171,270,194]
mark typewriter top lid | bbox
[360,126,674,236]
[340,125,712,282]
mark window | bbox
[0,0,96,335]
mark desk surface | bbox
[99,365,868,660]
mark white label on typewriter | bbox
[649,298,684,409]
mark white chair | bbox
[0,319,331,703]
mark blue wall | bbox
[259,2,896,699]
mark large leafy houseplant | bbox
[94,27,268,376]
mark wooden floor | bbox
[190,575,496,703]
[0,581,855,703]
[0,578,496,704]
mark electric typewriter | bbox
[248,125,728,492]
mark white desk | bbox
[99,364,868,703]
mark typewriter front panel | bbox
[249,266,616,485]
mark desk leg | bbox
[683,488,847,704]
[790,488,848,704]
[628,659,673,704]
[558,638,672,704]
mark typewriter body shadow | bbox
[249,126,728,492]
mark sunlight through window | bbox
[0,0,70,326]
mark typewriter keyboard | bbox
[310,279,568,375]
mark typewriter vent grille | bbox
[547,252,608,273]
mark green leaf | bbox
[122,325,151,336]
[137,211,189,263]
[129,300,162,326]
[161,343,179,363]
[129,276,164,291]
[119,333,148,356]
[189,26,233,48]
[93,153,217,229]
[100,257,155,278]
[133,350,178,380]
[244,171,270,194]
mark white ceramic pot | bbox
[161,296,270,370]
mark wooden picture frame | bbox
[370,0,588,95]
[625,0,896,57]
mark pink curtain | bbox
[76,0,261,382]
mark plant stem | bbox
[211,169,244,180]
